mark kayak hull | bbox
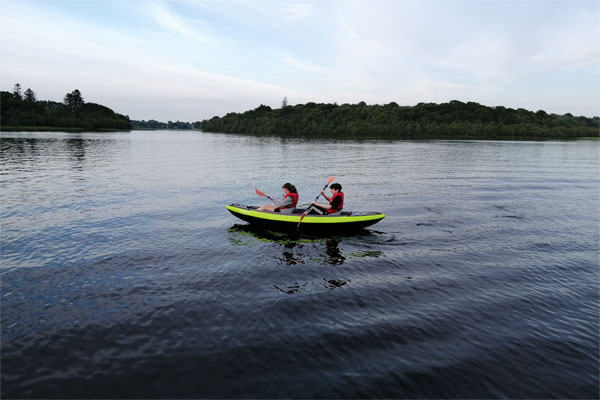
[226,204,385,234]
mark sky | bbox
[1,0,599,121]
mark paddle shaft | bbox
[314,183,329,202]
[311,182,330,203]
[297,179,335,228]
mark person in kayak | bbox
[311,183,344,214]
[257,183,299,212]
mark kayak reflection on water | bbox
[227,224,384,294]
[227,224,347,266]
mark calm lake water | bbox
[1,130,598,399]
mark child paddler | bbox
[311,183,344,215]
[257,183,299,213]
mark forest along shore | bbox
[2,84,598,140]
[202,100,599,140]
[1,86,131,131]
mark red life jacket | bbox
[327,192,344,214]
[280,192,299,209]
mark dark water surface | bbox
[1,131,598,399]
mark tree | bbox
[281,96,288,108]
[64,89,84,108]
[13,83,22,100]
[1,89,131,130]
[200,100,599,139]
[24,88,36,102]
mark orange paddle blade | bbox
[328,176,337,183]
[255,187,266,197]
[297,210,309,229]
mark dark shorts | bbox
[309,205,327,215]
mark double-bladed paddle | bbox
[297,176,336,229]
[255,187,273,201]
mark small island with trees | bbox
[202,99,599,140]
[1,84,131,131]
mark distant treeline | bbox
[131,119,203,130]
[202,100,599,140]
[1,84,131,131]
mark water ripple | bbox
[1,132,598,398]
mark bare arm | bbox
[320,190,331,202]
[312,190,332,208]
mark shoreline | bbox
[1,128,598,141]
[0,126,132,132]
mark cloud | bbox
[310,0,600,111]
[1,0,597,119]
[144,1,219,45]
[281,3,313,22]
[282,55,326,73]
[146,1,196,37]
[0,1,312,119]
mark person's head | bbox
[330,183,342,193]
[282,182,297,193]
